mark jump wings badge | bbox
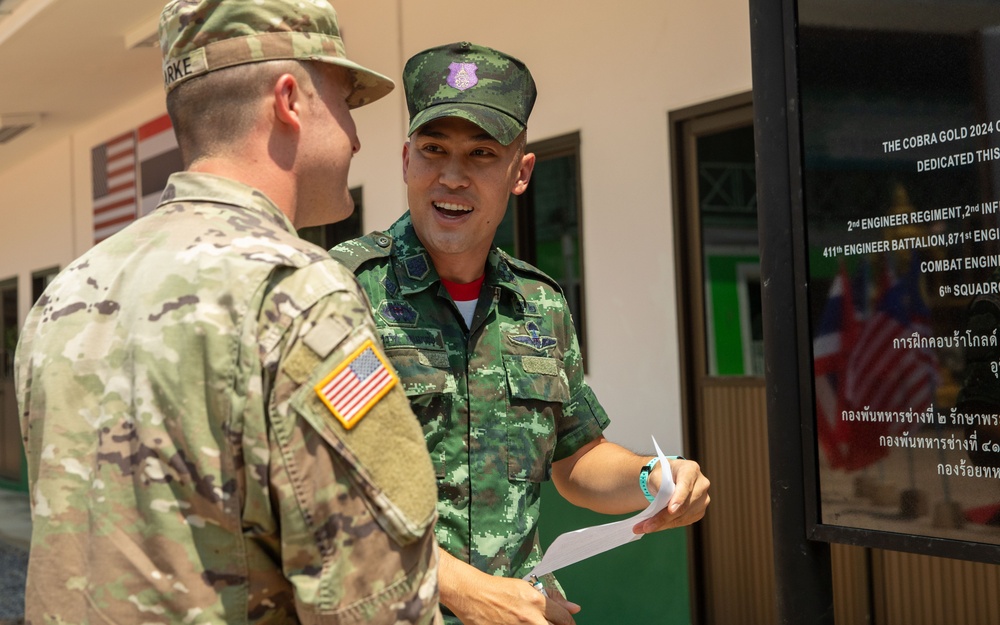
[448,62,479,91]
[509,321,557,352]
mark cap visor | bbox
[317,56,395,108]
[408,103,523,145]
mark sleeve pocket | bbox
[288,350,438,547]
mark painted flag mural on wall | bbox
[91,113,182,245]
[137,114,182,216]
[91,131,137,244]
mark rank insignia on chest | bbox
[404,254,430,280]
[377,300,419,327]
[314,339,398,430]
[508,321,557,352]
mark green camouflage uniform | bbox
[16,173,441,624]
[330,214,610,620]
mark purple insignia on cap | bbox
[447,62,478,91]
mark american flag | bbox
[91,131,137,244]
[845,257,939,418]
[91,114,184,246]
[813,255,939,471]
[316,341,397,429]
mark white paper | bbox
[525,436,676,580]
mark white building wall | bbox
[0,139,73,321]
[0,0,752,453]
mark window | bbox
[696,123,761,376]
[495,132,587,359]
[0,276,20,483]
[298,187,364,249]
[1,278,15,380]
[31,266,59,305]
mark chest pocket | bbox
[503,354,569,483]
[379,327,455,478]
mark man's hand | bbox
[633,457,710,534]
[439,550,581,624]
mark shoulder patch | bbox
[314,339,398,430]
[329,232,392,273]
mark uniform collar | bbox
[386,212,527,309]
[157,171,296,235]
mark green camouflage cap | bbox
[404,42,536,146]
[158,0,394,108]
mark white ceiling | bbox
[0,0,165,171]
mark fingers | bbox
[633,459,711,534]
[544,594,580,625]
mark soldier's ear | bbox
[402,142,411,183]
[511,152,535,196]
[273,73,304,132]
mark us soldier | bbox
[330,42,711,625]
[15,1,441,622]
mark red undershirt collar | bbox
[440,274,485,301]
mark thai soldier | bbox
[331,42,711,625]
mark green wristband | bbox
[639,455,684,502]
[639,457,659,502]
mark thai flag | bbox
[813,265,858,469]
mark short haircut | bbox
[166,60,320,166]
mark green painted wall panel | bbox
[538,482,692,624]
[706,254,759,376]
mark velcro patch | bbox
[283,345,322,385]
[417,349,450,369]
[303,315,351,359]
[521,355,559,376]
[314,339,398,430]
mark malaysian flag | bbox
[813,265,858,470]
[137,114,182,216]
[315,340,398,430]
[91,131,137,244]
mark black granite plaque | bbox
[798,1,1000,550]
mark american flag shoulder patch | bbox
[314,339,398,430]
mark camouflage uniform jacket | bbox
[330,213,610,593]
[16,173,442,625]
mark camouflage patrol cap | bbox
[158,0,393,108]
[404,42,536,146]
